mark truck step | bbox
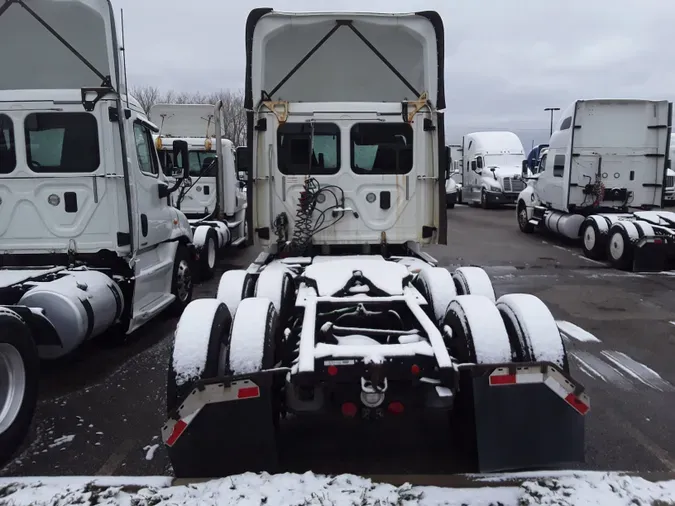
[528,219,540,226]
[227,220,244,230]
[230,237,247,247]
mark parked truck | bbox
[446,143,462,206]
[0,0,196,465]
[150,103,248,280]
[161,9,590,478]
[517,99,675,272]
[460,131,527,207]
[666,133,675,206]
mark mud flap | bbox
[633,243,667,272]
[471,367,586,473]
[165,374,280,477]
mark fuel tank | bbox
[18,270,124,360]
[542,211,585,240]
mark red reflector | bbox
[411,364,420,375]
[654,239,663,245]
[341,402,357,417]
[237,386,260,399]
[388,401,404,414]
[327,365,338,376]
[166,419,188,447]
[489,374,516,385]
[565,393,589,415]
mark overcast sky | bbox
[114,0,675,150]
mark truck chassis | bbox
[162,245,590,478]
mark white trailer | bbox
[666,133,675,206]
[460,131,527,208]
[150,104,248,280]
[161,9,589,479]
[0,0,196,464]
[517,99,675,272]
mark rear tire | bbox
[168,244,194,317]
[166,299,232,478]
[581,218,606,261]
[195,227,218,281]
[442,296,513,469]
[414,266,457,325]
[496,293,569,373]
[254,266,294,323]
[216,269,256,317]
[0,309,40,468]
[607,223,635,271]
[453,267,495,302]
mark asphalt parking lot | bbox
[2,203,674,478]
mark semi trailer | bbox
[150,103,249,280]
[161,8,590,478]
[0,0,196,465]
[517,99,675,272]
[460,131,528,208]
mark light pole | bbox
[544,107,560,136]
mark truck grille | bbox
[666,175,675,188]
[503,177,525,193]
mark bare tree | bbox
[129,85,161,115]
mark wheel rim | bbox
[207,238,216,269]
[0,343,26,435]
[583,225,596,251]
[609,231,625,260]
[176,260,192,302]
[518,208,528,229]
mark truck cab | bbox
[461,131,527,208]
[666,133,675,206]
[238,9,450,251]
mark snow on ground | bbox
[556,320,602,343]
[143,444,159,461]
[0,472,673,506]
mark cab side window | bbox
[134,122,159,176]
[476,156,483,169]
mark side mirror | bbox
[236,146,251,173]
[471,160,477,172]
[173,140,189,179]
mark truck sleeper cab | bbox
[150,103,249,281]
[517,99,675,272]
[461,131,527,208]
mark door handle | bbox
[141,214,148,237]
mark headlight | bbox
[487,183,501,192]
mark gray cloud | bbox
[114,0,675,149]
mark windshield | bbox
[483,153,524,167]
[162,150,217,177]
[0,114,16,174]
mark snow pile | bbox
[556,320,601,343]
[304,258,409,296]
[0,472,673,506]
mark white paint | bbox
[570,351,634,391]
[556,321,601,343]
[600,350,674,392]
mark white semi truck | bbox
[517,99,675,272]
[666,133,675,206]
[150,103,248,280]
[161,9,590,478]
[0,0,196,464]
[460,131,527,208]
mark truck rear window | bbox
[277,123,340,175]
[351,123,413,175]
[0,114,16,174]
[24,113,100,173]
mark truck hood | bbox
[481,166,522,180]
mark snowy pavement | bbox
[0,471,674,505]
[1,205,675,479]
